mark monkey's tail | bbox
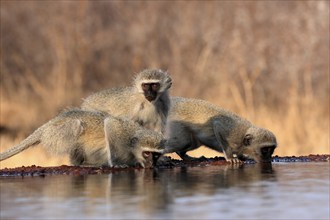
[0,129,42,161]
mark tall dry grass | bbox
[0,1,329,168]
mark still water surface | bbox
[0,163,329,219]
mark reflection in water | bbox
[1,163,329,219]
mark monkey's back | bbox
[169,97,253,143]
[82,87,144,117]
[170,97,245,124]
[42,110,107,155]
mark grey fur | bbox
[81,69,172,134]
[0,109,165,167]
[165,97,277,163]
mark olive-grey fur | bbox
[164,97,277,163]
[81,69,172,134]
[0,109,165,167]
[104,115,165,168]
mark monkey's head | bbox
[131,129,166,168]
[134,69,172,102]
[239,127,277,163]
[105,116,165,168]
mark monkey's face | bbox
[140,151,163,168]
[240,128,277,163]
[135,69,172,102]
[134,149,164,168]
[132,131,166,168]
[141,82,160,102]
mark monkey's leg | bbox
[69,145,86,166]
[212,121,242,164]
[176,144,207,161]
[166,126,202,161]
[177,151,200,161]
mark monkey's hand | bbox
[155,156,173,166]
[226,154,243,164]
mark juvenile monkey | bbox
[0,110,165,168]
[164,97,277,163]
[81,69,172,134]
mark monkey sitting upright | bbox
[164,97,277,163]
[81,69,172,134]
[0,109,165,168]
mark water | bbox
[1,162,329,219]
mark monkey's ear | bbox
[166,78,172,89]
[243,134,253,146]
[130,137,139,147]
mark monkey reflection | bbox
[164,163,276,195]
[0,163,276,217]
[107,169,173,214]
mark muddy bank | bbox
[0,154,328,177]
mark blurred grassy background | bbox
[0,1,329,168]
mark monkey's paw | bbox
[227,158,243,164]
[156,156,174,166]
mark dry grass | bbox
[0,1,329,168]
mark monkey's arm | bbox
[103,117,115,167]
[103,117,131,168]
[213,121,241,164]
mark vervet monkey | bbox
[0,110,165,168]
[164,97,277,163]
[82,69,172,134]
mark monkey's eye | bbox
[151,83,160,91]
[141,83,149,90]
[153,153,161,160]
[143,151,151,158]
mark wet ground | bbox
[0,154,328,177]
[0,155,329,219]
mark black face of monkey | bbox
[260,145,276,162]
[141,151,162,168]
[142,83,160,102]
[241,129,277,163]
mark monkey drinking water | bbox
[165,97,277,163]
[0,109,165,168]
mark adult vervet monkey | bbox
[82,69,172,134]
[164,97,277,163]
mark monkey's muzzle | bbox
[142,151,162,168]
[143,89,157,102]
[145,95,156,102]
[241,145,276,163]
[259,145,276,163]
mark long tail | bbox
[0,129,42,161]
